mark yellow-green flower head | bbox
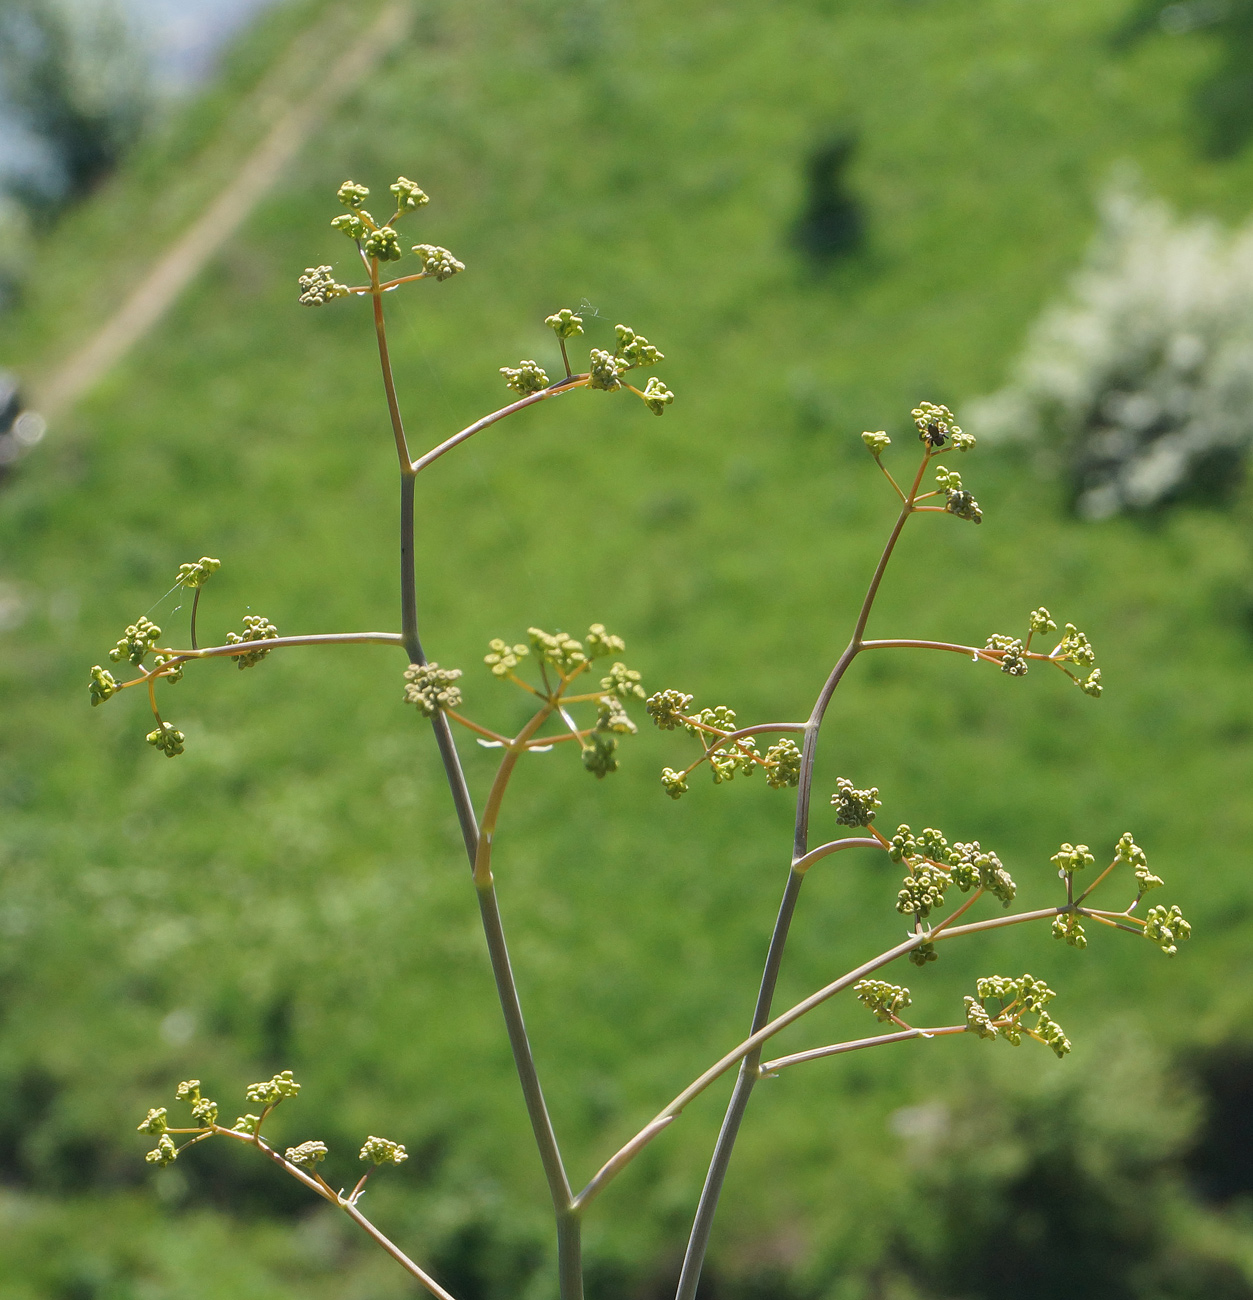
[226,616,279,668]
[89,665,119,706]
[331,211,370,241]
[861,430,891,455]
[337,180,369,209]
[545,308,584,338]
[412,244,465,280]
[912,401,963,448]
[831,777,880,827]
[298,265,349,306]
[389,176,428,211]
[855,978,911,1023]
[245,1070,300,1106]
[485,639,529,677]
[146,721,185,757]
[285,1140,328,1168]
[641,376,674,415]
[500,360,549,395]
[646,688,694,730]
[360,1135,408,1165]
[176,557,222,588]
[403,662,463,716]
[364,225,403,262]
[589,349,626,391]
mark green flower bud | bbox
[764,738,802,789]
[1028,607,1056,635]
[191,1097,218,1127]
[1116,833,1163,894]
[153,655,183,683]
[389,176,428,211]
[1051,842,1094,874]
[285,1140,328,1168]
[331,211,369,241]
[855,978,911,1023]
[951,431,976,451]
[298,265,349,306]
[935,465,962,491]
[861,430,891,455]
[403,662,463,716]
[641,376,674,415]
[897,860,949,918]
[360,1135,408,1166]
[176,557,221,588]
[1055,624,1096,669]
[233,1114,261,1135]
[175,1079,201,1101]
[600,661,645,700]
[1080,669,1102,698]
[110,616,162,666]
[485,639,529,677]
[964,995,999,1039]
[89,664,119,706]
[646,689,693,730]
[1036,1013,1071,1058]
[909,941,937,966]
[912,401,963,448]
[588,348,626,391]
[614,324,663,369]
[146,721,185,757]
[685,705,736,738]
[500,360,550,395]
[951,841,1016,904]
[831,777,881,827]
[363,225,402,262]
[1052,912,1087,948]
[945,487,982,523]
[337,180,370,209]
[581,730,619,778]
[660,766,689,799]
[226,615,278,668]
[412,244,464,280]
[984,633,1027,676]
[245,1070,300,1106]
[528,627,587,673]
[1144,904,1191,956]
[145,1133,178,1166]
[596,695,637,736]
[916,827,952,862]
[889,824,917,864]
[544,308,584,339]
[137,1107,168,1135]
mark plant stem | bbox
[190,587,201,650]
[476,879,578,1297]
[214,1128,457,1300]
[761,1024,967,1073]
[410,377,588,475]
[676,453,931,1300]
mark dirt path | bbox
[33,0,411,424]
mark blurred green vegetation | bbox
[2,0,1253,1295]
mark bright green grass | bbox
[2,0,1252,1293]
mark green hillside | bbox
[2,0,1252,1295]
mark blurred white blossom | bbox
[969,180,1253,518]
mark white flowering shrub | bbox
[969,183,1253,518]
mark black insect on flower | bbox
[924,422,947,448]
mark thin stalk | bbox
[761,1025,966,1073]
[410,376,588,475]
[213,1128,457,1300]
[676,453,931,1300]
[371,258,413,471]
[190,587,202,650]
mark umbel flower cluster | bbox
[84,178,1196,1300]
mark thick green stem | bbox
[476,879,577,1292]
